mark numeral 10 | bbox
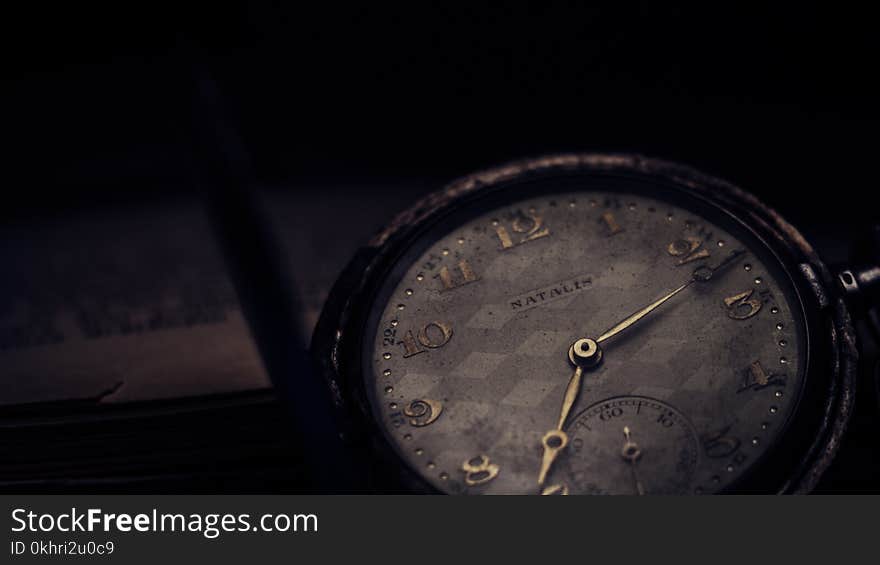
[398,321,454,357]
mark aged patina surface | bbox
[315,155,855,494]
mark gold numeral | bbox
[436,259,479,291]
[495,211,550,250]
[398,321,454,358]
[703,425,740,458]
[461,454,500,486]
[541,484,569,495]
[667,236,711,265]
[600,211,624,236]
[738,360,786,392]
[723,289,762,320]
[403,398,443,427]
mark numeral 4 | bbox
[738,360,786,392]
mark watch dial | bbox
[364,186,805,494]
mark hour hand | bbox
[538,429,569,487]
[537,338,603,492]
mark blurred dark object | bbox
[0,391,303,493]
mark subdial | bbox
[560,396,700,494]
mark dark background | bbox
[3,2,878,491]
[5,3,878,224]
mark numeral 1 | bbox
[600,211,624,235]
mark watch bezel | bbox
[311,153,857,494]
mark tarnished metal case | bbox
[311,154,856,493]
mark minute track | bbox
[313,154,855,494]
[369,190,804,494]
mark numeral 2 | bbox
[667,236,710,265]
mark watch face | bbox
[359,173,811,495]
[304,153,857,496]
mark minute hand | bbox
[595,249,745,345]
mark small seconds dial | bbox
[563,396,700,495]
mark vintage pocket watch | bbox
[311,154,857,494]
